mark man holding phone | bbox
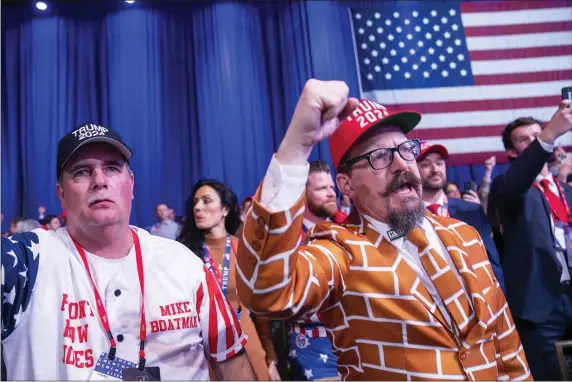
[416,141,505,293]
[488,99,572,380]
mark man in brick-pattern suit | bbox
[236,80,532,380]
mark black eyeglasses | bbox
[340,139,421,171]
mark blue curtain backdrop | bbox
[1,0,507,231]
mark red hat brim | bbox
[418,144,449,161]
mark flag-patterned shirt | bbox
[1,226,246,380]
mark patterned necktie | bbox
[407,227,473,334]
[540,179,569,222]
[427,204,440,216]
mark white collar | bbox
[535,173,556,188]
[422,192,447,207]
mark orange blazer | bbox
[236,190,532,381]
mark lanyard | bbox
[71,229,147,371]
[533,179,572,224]
[202,235,235,298]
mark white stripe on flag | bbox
[471,56,572,75]
[431,133,572,154]
[461,7,572,27]
[466,32,572,51]
[417,106,555,129]
[363,80,570,104]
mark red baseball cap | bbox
[329,99,421,170]
[417,141,449,161]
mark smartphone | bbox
[562,86,572,102]
[464,180,476,194]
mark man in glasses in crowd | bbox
[237,80,531,380]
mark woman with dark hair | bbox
[178,179,269,381]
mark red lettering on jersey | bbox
[64,344,75,365]
[77,324,89,343]
[84,349,94,368]
[78,300,89,319]
[159,301,193,316]
[149,316,198,332]
[63,319,76,343]
[74,350,85,368]
[60,293,69,312]
[68,302,79,320]
[61,345,94,369]
[159,304,172,316]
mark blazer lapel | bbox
[428,214,493,343]
[351,215,450,329]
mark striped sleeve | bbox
[235,186,352,321]
[2,232,41,340]
[196,265,247,362]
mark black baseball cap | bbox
[56,123,133,179]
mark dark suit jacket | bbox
[489,139,572,324]
[448,197,506,293]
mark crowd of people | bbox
[2,79,572,381]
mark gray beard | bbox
[387,197,425,233]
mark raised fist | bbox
[484,156,496,170]
[277,80,359,164]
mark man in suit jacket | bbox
[416,142,505,293]
[489,103,572,381]
[236,80,530,380]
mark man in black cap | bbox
[1,123,255,380]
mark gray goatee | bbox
[384,171,425,233]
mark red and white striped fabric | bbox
[199,264,248,361]
[291,323,328,338]
[356,1,572,165]
[290,313,328,338]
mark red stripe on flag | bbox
[388,95,560,114]
[474,70,572,85]
[460,1,572,13]
[469,46,572,61]
[409,125,507,140]
[447,151,508,166]
[464,21,572,37]
[447,146,572,166]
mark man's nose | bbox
[390,151,409,172]
[91,168,107,190]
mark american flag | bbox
[350,1,572,165]
[1,232,40,340]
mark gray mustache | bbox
[382,172,422,197]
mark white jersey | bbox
[1,226,246,380]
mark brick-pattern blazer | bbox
[236,190,531,381]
